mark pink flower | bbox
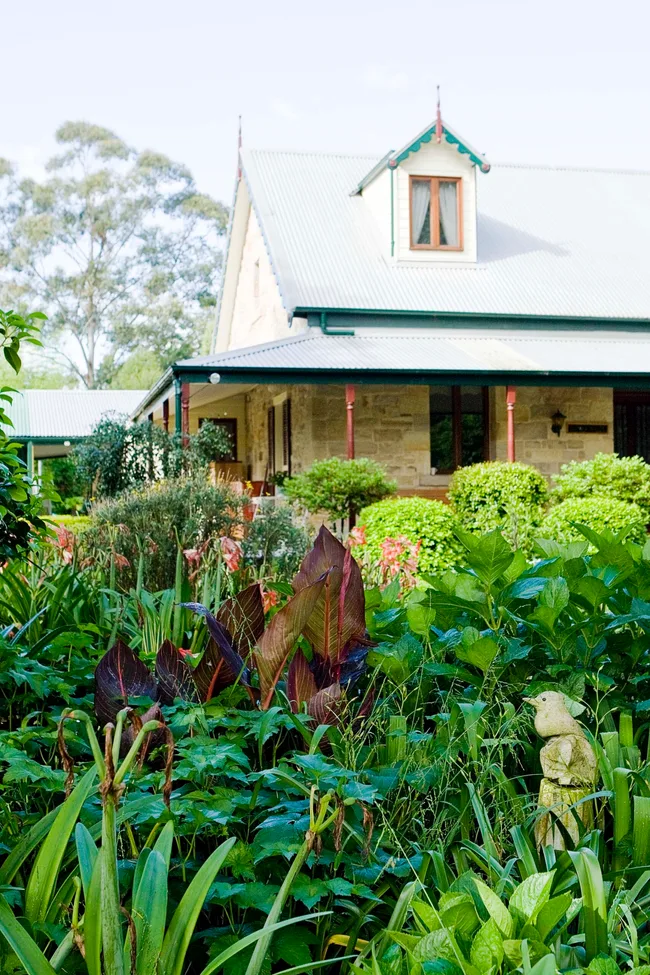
[378,535,421,590]
[113,553,131,571]
[220,536,242,573]
[262,588,280,613]
[52,524,75,564]
[348,526,367,548]
[183,548,202,567]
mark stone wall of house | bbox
[491,386,614,476]
[244,383,615,488]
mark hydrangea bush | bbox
[357,496,463,576]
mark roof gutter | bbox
[298,307,650,332]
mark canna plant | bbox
[94,527,373,730]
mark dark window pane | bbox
[430,415,454,471]
[635,404,650,463]
[614,403,628,456]
[430,386,453,412]
[461,414,485,466]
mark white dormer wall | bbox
[396,139,477,264]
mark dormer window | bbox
[410,176,463,250]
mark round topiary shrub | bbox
[358,496,463,576]
[539,496,648,546]
[553,452,650,520]
[448,461,549,551]
[284,457,396,521]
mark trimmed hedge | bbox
[449,461,549,551]
[539,496,648,546]
[358,496,463,575]
[553,452,650,520]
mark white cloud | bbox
[0,144,48,180]
[362,64,410,93]
[270,99,300,121]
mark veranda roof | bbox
[133,328,650,418]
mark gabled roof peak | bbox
[352,118,490,195]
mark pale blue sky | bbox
[3,0,650,206]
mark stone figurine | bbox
[524,691,597,849]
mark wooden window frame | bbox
[430,385,489,473]
[409,175,464,251]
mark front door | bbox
[614,391,650,462]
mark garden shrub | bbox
[242,500,310,579]
[284,457,396,520]
[358,496,463,575]
[449,460,549,550]
[80,476,244,590]
[553,452,650,519]
[539,495,648,546]
[73,415,233,499]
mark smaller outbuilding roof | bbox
[8,389,147,442]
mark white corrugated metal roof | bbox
[8,389,147,439]
[241,148,650,321]
[180,328,650,377]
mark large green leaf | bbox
[569,849,608,961]
[469,918,504,972]
[160,835,236,975]
[84,854,103,975]
[25,767,97,924]
[471,878,513,938]
[74,823,98,900]
[128,849,168,975]
[0,894,57,975]
[508,872,554,930]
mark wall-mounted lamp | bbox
[209,372,221,384]
[551,410,566,437]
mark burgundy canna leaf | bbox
[94,641,159,728]
[183,603,251,701]
[286,648,318,713]
[155,640,198,704]
[217,583,265,657]
[254,575,327,710]
[292,526,366,670]
[307,683,342,726]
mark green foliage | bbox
[359,496,463,574]
[284,457,396,520]
[80,477,244,591]
[73,416,232,499]
[242,501,309,580]
[449,460,550,550]
[0,309,47,558]
[0,122,228,386]
[539,495,647,546]
[553,451,650,519]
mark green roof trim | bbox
[391,121,490,171]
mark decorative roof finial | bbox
[435,86,443,144]
[237,115,242,179]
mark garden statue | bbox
[524,691,597,849]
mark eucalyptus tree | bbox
[0,122,227,387]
